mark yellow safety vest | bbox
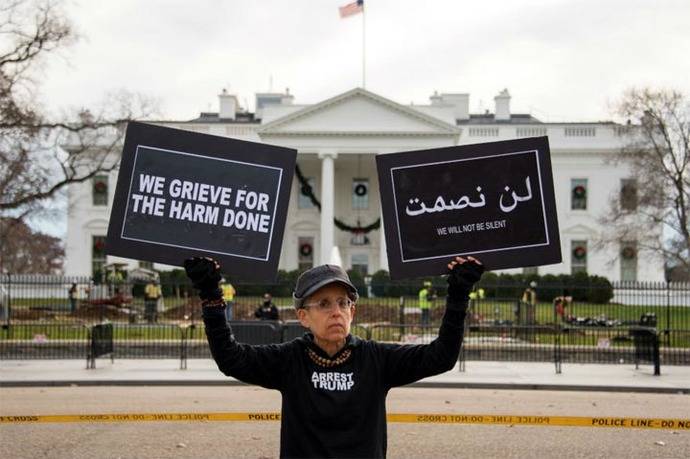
[145,284,161,299]
[222,284,236,301]
[418,288,430,310]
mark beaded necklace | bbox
[306,347,352,368]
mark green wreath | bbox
[621,247,636,259]
[572,246,587,259]
[572,185,586,199]
[299,243,313,257]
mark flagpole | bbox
[362,1,366,89]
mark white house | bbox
[64,87,665,282]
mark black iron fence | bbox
[1,274,688,369]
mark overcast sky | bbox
[42,0,690,123]
[31,0,690,237]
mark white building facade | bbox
[64,88,665,282]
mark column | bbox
[378,149,395,272]
[379,209,388,271]
[318,150,337,265]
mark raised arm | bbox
[381,256,484,388]
[185,257,287,390]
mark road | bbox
[1,386,688,458]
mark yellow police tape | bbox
[1,412,688,430]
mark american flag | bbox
[339,0,363,19]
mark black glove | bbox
[184,257,223,301]
[447,259,485,302]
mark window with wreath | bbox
[571,240,587,274]
[93,175,109,206]
[620,242,637,282]
[298,177,316,209]
[352,178,369,210]
[571,178,587,210]
[298,237,314,271]
[92,236,107,278]
[620,179,638,212]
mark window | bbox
[298,177,316,209]
[571,240,587,274]
[352,178,369,210]
[92,175,109,206]
[523,267,539,275]
[298,237,314,271]
[469,127,499,137]
[350,231,370,246]
[620,179,638,211]
[139,260,154,270]
[516,127,547,137]
[351,254,369,276]
[564,127,595,137]
[92,236,107,278]
[571,178,587,210]
[620,242,637,282]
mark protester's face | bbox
[297,283,355,344]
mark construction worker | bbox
[521,281,537,324]
[221,279,236,322]
[144,280,162,323]
[418,280,435,326]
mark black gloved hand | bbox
[184,257,223,301]
[447,256,485,302]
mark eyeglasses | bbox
[303,297,354,313]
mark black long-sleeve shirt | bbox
[254,302,279,320]
[203,298,467,458]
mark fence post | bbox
[85,325,94,369]
[554,325,562,374]
[398,296,405,339]
[179,325,188,370]
[666,281,671,347]
[6,272,11,328]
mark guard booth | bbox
[629,313,660,376]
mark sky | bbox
[29,0,690,237]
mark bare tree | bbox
[599,88,690,279]
[0,0,154,219]
[0,217,64,274]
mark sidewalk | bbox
[1,359,689,393]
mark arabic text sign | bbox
[377,137,561,278]
[106,122,297,281]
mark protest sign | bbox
[376,137,561,279]
[105,122,296,281]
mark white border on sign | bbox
[120,145,283,262]
[390,149,550,263]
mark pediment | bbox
[562,224,596,235]
[83,219,109,230]
[259,88,459,136]
[290,220,319,232]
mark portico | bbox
[257,88,460,272]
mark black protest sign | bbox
[376,137,561,279]
[106,122,296,281]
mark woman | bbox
[184,255,483,459]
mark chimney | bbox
[281,87,294,105]
[219,88,238,120]
[429,92,470,120]
[494,89,511,121]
